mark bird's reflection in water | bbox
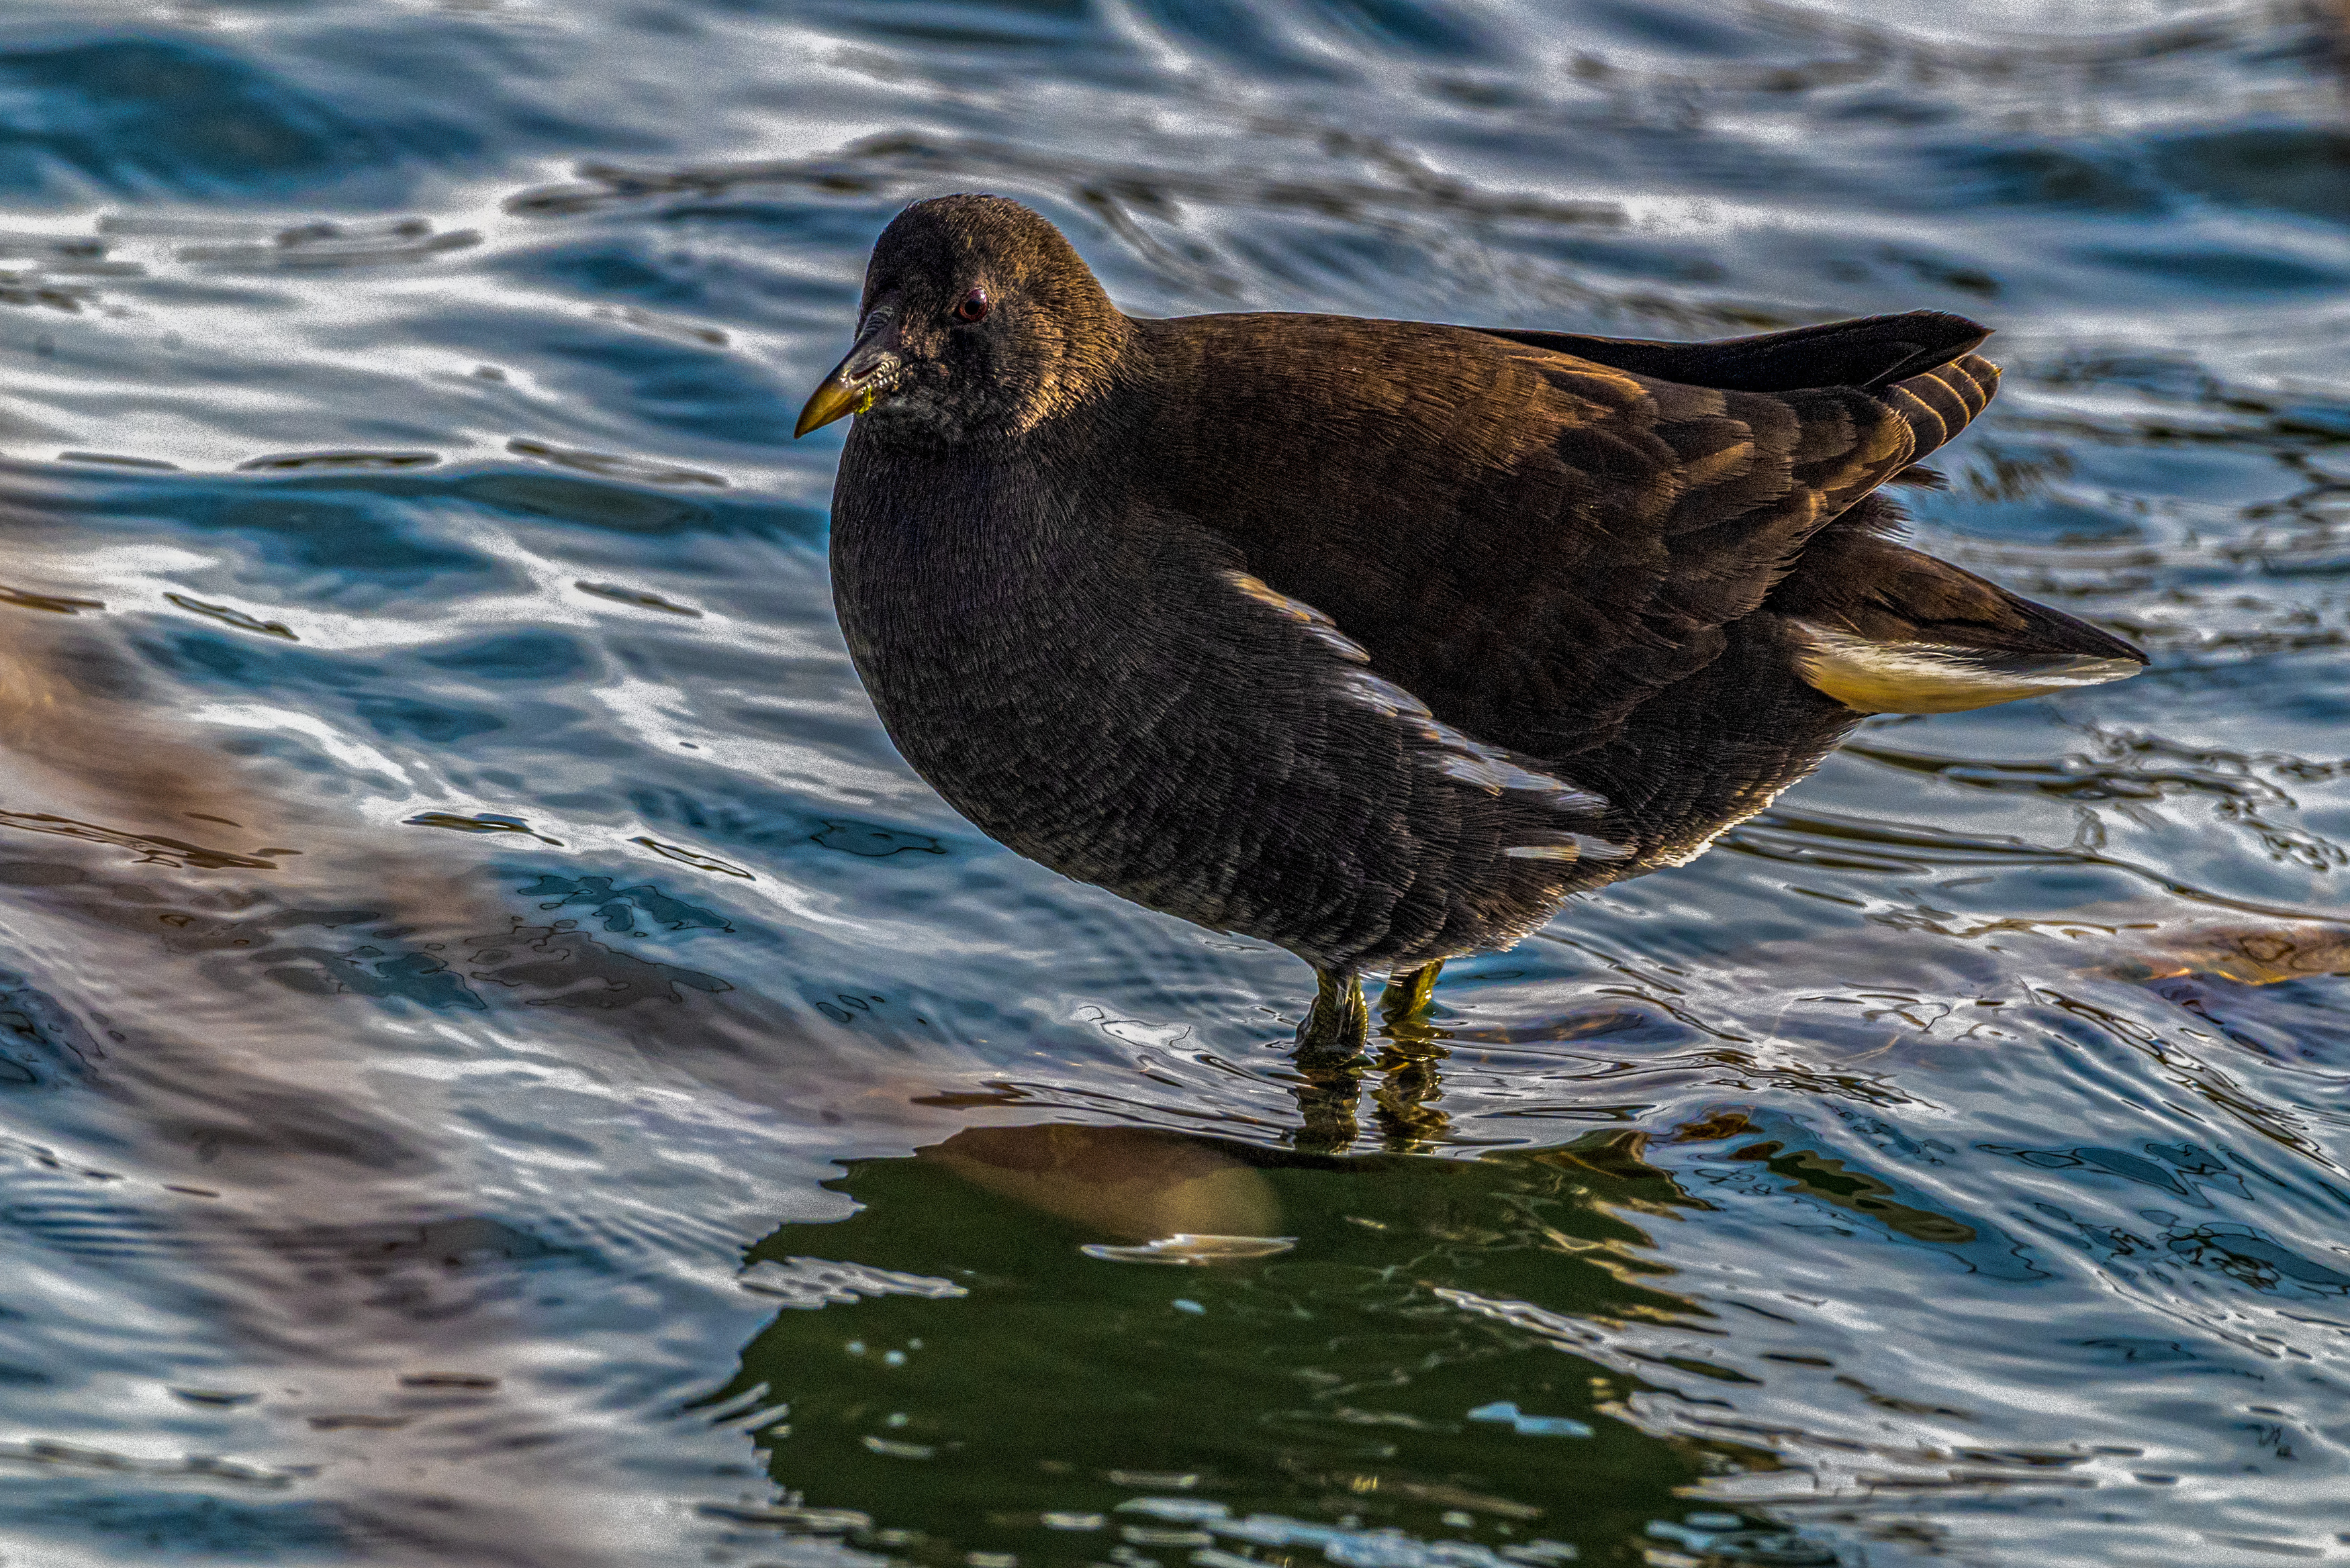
[699,1118,1805,1567]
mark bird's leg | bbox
[1290,967,1368,1154]
[1372,961,1450,1152]
[1376,961,1444,1026]
[1298,966,1369,1052]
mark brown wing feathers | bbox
[1532,336,2136,724]
[1166,309,2128,752]
[1485,355,1920,754]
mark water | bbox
[0,0,2341,1563]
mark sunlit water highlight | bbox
[0,1,2344,1563]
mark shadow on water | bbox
[704,1121,1818,1566]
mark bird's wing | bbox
[1139,312,1988,759]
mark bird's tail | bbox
[1772,516,2147,715]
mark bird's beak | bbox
[794,310,904,438]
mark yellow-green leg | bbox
[1298,966,1369,1052]
[1290,967,1368,1153]
[1377,960,1443,1026]
[1372,961,1448,1151]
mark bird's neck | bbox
[833,412,1113,579]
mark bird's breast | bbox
[824,444,1626,970]
[828,447,1172,854]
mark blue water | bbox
[0,1,2343,1563]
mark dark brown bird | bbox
[799,195,2145,1050]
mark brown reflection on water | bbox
[0,592,787,1563]
[0,591,289,863]
[920,1122,1281,1243]
[2125,920,2350,985]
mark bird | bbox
[797,193,2146,1055]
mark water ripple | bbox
[0,0,2341,1563]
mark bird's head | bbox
[795,195,1129,446]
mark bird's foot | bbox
[1297,967,1369,1055]
[1376,961,1444,1030]
[1371,961,1449,1151]
[1290,968,1368,1154]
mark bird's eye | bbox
[953,287,990,324]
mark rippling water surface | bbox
[0,1,2344,1563]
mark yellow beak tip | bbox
[793,380,865,440]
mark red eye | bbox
[953,287,990,324]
